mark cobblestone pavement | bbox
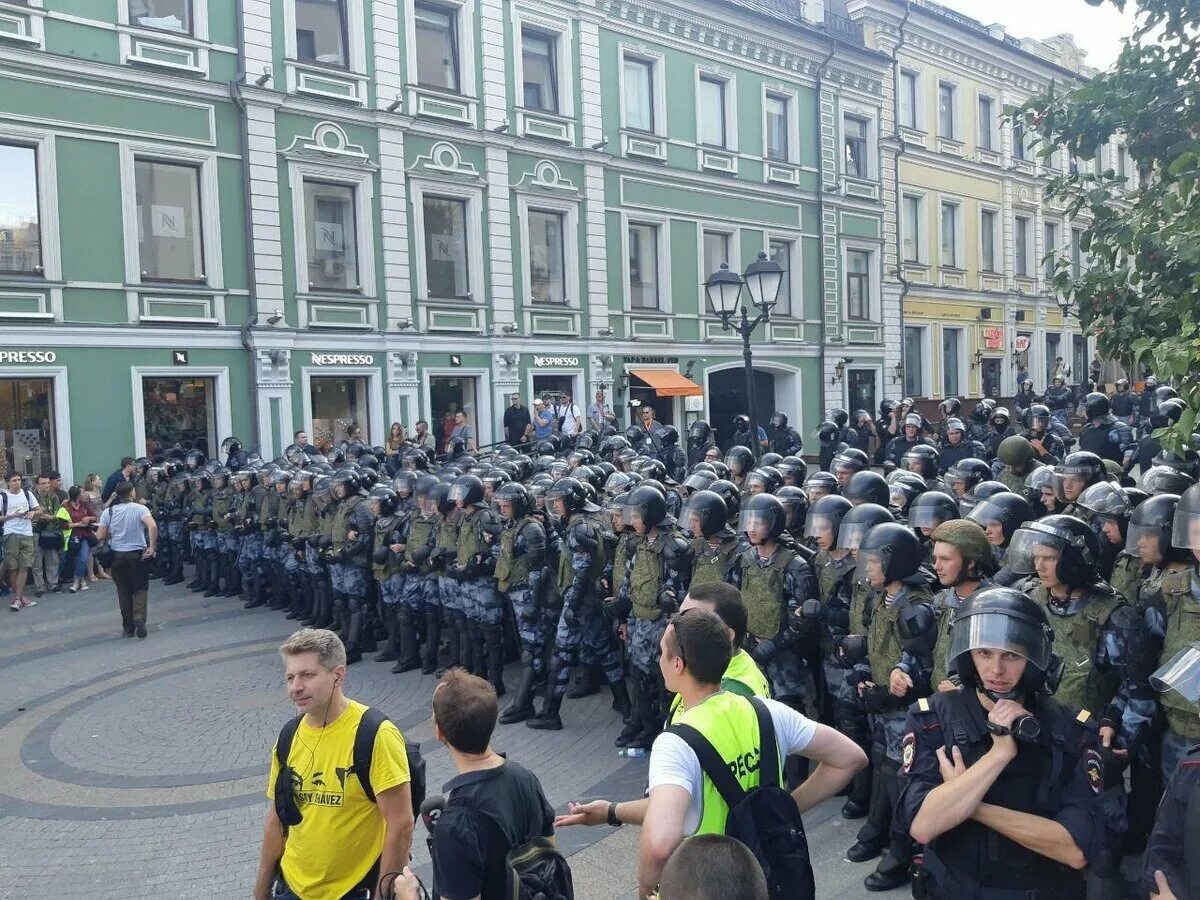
[0,579,896,899]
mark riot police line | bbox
[124,384,1200,899]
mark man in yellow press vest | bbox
[636,609,867,899]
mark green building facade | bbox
[0,0,894,480]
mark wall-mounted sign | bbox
[172,350,189,366]
[0,351,57,364]
[534,356,580,367]
[625,355,679,365]
[982,328,1004,350]
[1014,336,1031,354]
[311,353,374,366]
[450,355,462,367]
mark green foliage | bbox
[1017,0,1200,449]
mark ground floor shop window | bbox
[310,376,369,450]
[430,375,478,452]
[531,374,576,410]
[848,370,876,418]
[141,377,214,458]
[0,378,55,476]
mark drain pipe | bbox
[231,0,263,453]
[816,40,836,418]
[889,2,913,398]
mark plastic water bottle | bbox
[618,747,648,758]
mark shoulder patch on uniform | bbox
[917,697,931,713]
[1085,748,1103,794]
[1076,709,1091,724]
[901,732,916,773]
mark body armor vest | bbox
[739,546,798,640]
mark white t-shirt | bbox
[647,696,817,835]
[559,404,582,436]
[1,488,38,536]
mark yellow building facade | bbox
[848,0,1119,408]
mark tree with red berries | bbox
[1019,0,1200,445]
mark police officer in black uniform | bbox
[897,587,1112,900]
[768,411,803,456]
[1078,392,1137,473]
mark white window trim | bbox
[901,192,926,264]
[1042,219,1063,283]
[898,67,924,132]
[936,79,958,141]
[421,366,492,446]
[1014,213,1034,278]
[516,192,580,310]
[975,91,997,152]
[903,324,932,398]
[764,230,802,318]
[618,46,666,136]
[698,224,740,315]
[511,7,575,120]
[939,197,964,270]
[302,365,385,446]
[288,161,377,301]
[403,0,478,98]
[840,99,878,181]
[940,325,965,398]
[978,204,1001,274]
[842,240,880,323]
[283,0,366,74]
[622,212,671,314]
[695,67,737,152]
[761,85,800,165]
[130,365,231,464]
[409,176,484,305]
[118,141,223,289]
[0,124,61,283]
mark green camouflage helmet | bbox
[998,435,1035,468]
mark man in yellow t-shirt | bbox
[255,629,414,900]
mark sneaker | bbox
[9,600,19,612]
[21,598,36,608]
[80,583,89,592]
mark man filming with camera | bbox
[897,587,1113,899]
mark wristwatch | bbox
[607,801,622,828]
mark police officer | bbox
[927,520,997,690]
[327,469,375,665]
[1046,375,1074,425]
[1078,392,1136,472]
[1110,378,1139,428]
[448,474,505,693]
[724,445,755,492]
[209,467,238,598]
[897,587,1111,900]
[686,420,718,467]
[983,408,1017,461]
[994,435,1043,493]
[530,477,630,732]
[935,419,985,475]
[493,482,551,724]
[1074,481,1141,587]
[964,490,1031,571]
[768,411,803,457]
[1023,403,1069,463]
[882,414,931,473]
[680,490,740,585]
[401,475,440,672]
[430,480,464,672]
[369,484,412,669]
[1053,451,1107,517]
[161,470,189,585]
[656,426,687,484]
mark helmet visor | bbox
[967,500,1010,529]
[857,548,888,586]
[803,510,839,542]
[1005,527,1063,576]
[889,484,912,508]
[1126,522,1167,561]
[908,503,951,530]
[1150,644,1200,702]
[1171,507,1200,551]
[948,610,1052,673]
[836,520,873,551]
[448,483,471,503]
[1053,472,1091,503]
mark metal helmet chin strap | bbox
[980,685,1022,702]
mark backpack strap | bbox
[669,723,748,810]
[749,697,781,790]
[354,706,389,802]
[276,715,302,768]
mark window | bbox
[1071,227,1085,278]
[528,209,565,304]
[135,158,204,282]
[423,196,469,299]
[303,180,358,292]
[1043,222,1059,281]
[131,0,192,34]
[977,95,994,150]
[142,377,214,457]
[844,115,868,178]
[902,195,921,263]
[1045,333,1061,384]
[938,82,956,138]
[628,223,659,309]
[940,202,958,268]
[904,326,925,397]
[980,209,996,272]
[623,57,654,132]
[698,76,727,148]
[1117,145,1128,180]
[1015,216,1030,277]
[899,70,918,130]
[415,2,460,91]
[521,29,558,112]
[768,239,792,315]
[0,143,41,275]
[942,328,961,396]
[765,94,789,162]
[295,0,348,69]
[0,378,56,475]
[310,376,369,446]
[1013,122,1027,160]
[846,249,870,320]
[702,230,730,312]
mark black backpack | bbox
[275,707,426,816]
[504,834,574,900]
[669,697,816,900]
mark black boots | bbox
[483,624,506,697]
[566,666,601,699]
[526,694,563,730]
[610,679,632,720]
[499,665,537,724]
[202,553,222,597]
[421,609,441,674]
[376,607,400,663]
[391,613,423,674]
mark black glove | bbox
[657,590,679,616]
[751,638,776,664]
[860,684,892,714]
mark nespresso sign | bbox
[533,356,580,367]
[311,353,374,366]
[0,351,57,363]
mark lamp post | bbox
[705,250,784,459]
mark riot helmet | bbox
[1126,493,1184,564]
[907,490,960,534]
[1006,515,1102,586]
[739,493,787,545]
[844,470,890,507]
[966,491,1033,545]
[1053,451,1106,503]
[835,503,896,551]
[950,587,1062,699]
[681,490,728,539]
[857,521,923,586]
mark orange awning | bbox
[629,368,703,398]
